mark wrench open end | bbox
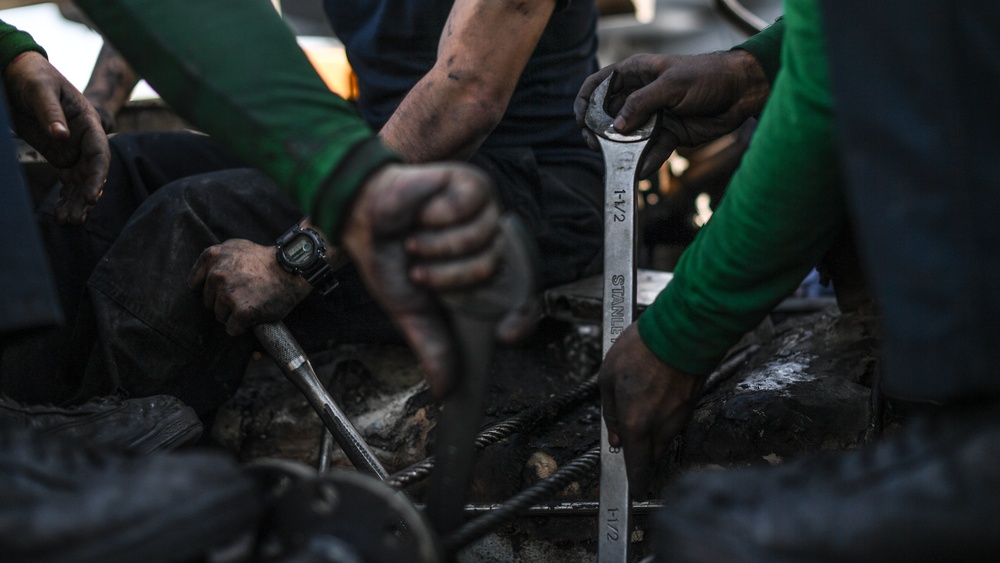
[585,73,657,144]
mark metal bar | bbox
[387,376,598,489]
[443,446,602,552]
[597,135,644,562]
[423,316,496,540]
[423,215,537,549]
[584,74,655,563]
[253,322,389,481]
[459,500,664,516]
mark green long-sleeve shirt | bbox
[74,0,401,239]
[0,20,46,70]
[638,0,847,375]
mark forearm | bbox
[83,42,140,129]
[379,0,555,162]
[379,69,501,162]
[75,0,400,238]
[733,16,785,85]
[639,1,842,375]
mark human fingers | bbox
[55,174,104,225]
[599,364,623,449]
[193,248,227,312]
[187,248,213,290]
[212,290,234,331]
[368,166,450,237]
[495,296,539,343]
[637,134,679,180]
[620,409,656,497]
[405,202,498,260]
[616,366,658,495]
[69,109,112,204]
[14,55,71,140]
[408,235,500,289]
[414,166,494,228]
[580,129,601,152]
[613,76,679,136]
[225,303,253,336]
[52,87,110,223]
[394,311,456,398]
[53,187,92,225]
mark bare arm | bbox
[83,42,140,133]
[379,0,557,162]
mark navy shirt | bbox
[323,0,601,167]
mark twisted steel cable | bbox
[387,375,598,489]
[443,445,602,552]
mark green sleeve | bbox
[638,0,845,375]
[74,0,401,238]
[733,16,785,85]
[0,20,47,71]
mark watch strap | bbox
[301,260,339,297]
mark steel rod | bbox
[254,322,389,481]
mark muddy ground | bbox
[211,300,879,562]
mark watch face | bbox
[285,234,316,267]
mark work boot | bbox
[651,402,1000,562]
[0,426,262,563]
[0,394,202,454]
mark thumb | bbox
[394,312,457,398]
[30,81,69,139]
[369,167,448,238]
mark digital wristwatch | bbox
[275,226,339,297]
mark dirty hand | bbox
[342,163,527,398]
[188,239,312,336]
[574,51,769,179]
[4,51,110,224]
[599,322,704,496]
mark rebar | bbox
[387,375,598,489]
[442,445,601,552]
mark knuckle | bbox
[205,269,226,286]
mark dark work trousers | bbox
[821,2,1000,403]
[3,131,603,419]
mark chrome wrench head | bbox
[584,73,656,144]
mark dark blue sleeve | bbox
[0,85,63,333]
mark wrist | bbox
[3,50,44,86]
[0,23,47,77]
[728,49,770,119]
[275,225,340,297]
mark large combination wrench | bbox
[585,73,657,563]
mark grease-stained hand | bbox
[187,239,312,336]
[4,51,109,224]
[341,163,532,399]
[599,322,704,497]
[575,51,769,180]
